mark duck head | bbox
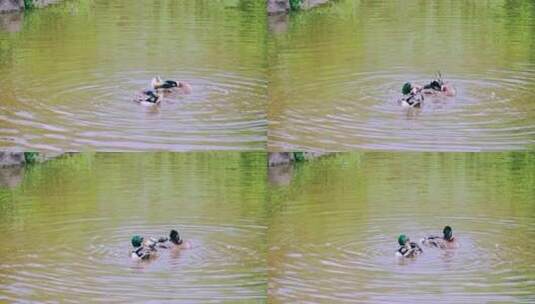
[443,226,453,241]
[398,234,409,246]
[170,229,183,245]
[402,82,412,95]
[131,235,144,248]
[429,80,442,91]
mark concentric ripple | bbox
[0,0,267,151]
[0,220,266,303]
[268,0,535,151]
[269,216,535,303]
[269,67,535,151]
[0,153,268,302]
[0,69,266,151]
[267,152,535,303]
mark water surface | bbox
[268,152,535,303]
[268,0,535,151]
[0,153,267,302]
[0,0,267,151]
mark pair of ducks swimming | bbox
[396,226,457,258]
[398,73,456,108]
[131,229,191,261]
[134,76,192,106]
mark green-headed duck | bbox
[130,235,158,261]
[420,226,458,249]
[399,82,424,108]
[396,234,423,258]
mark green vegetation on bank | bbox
[0,152,267,231]
[289,0,302,11]
[23,152,38,164]
[0,0,266,88]
[293,152,305,162]
[24,0,35,9]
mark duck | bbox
[153,229,192,250]
[398,72,456,107]
[168,229,192,249]
[151,76,192,95]
[396,234,423,258]
[420,225,458,249]
[130,235,158,261]
[133,89,163,106]
[421,72,456,97]
[398,91,424,108]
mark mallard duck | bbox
[154,229,192,249]
[133,89,162,106]
[169,229,192,248]
[399,92,424,108]
[399,82,424,108]
[422,72,456,96]
[420,226,458,249]
[396,234,423,258]
[151,76,192,94]
[400,73,456,104]
[130,235,158,260]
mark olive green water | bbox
[268,152,535,303]
[0,153,267,302]
[0,0,267,151]
[268,0,535,151]
[1,153,533,302]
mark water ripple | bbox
[269,68,535,151]
[0,69,266,151]
[0,219,266,302]
[269,215,535,303]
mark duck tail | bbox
[151,76,162,89]
[437,71,443,82]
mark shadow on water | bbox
[0,11,23,33]
[0,165,24,188]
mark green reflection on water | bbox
[0,152,268,302]
[1,0,267,73]
[0,152,534,302]
[0,0,268,151]
[268,0,535,151]
[268,152,535,303]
